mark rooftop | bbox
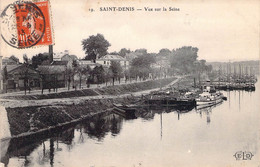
[6,64,22,72]
[51,61,68,66]
[98,55,125,61]
[38,65,66,74]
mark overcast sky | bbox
[0,0,259,62]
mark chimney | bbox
[49,45,53,64]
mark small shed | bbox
[5,64,41,90]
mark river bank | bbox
[1,77,188,138]
[5,96,138,137]
[0,78,176,100]
[0,77,182,108]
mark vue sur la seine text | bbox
[98,7,180,12]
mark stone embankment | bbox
[1,77,192,138]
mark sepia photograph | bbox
[0,0,259,166]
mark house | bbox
[61,54,78,68]
[53,50,68,61]
[78,60,102,69]
[53,50,78,68]
[53,50,70,61]
[96,55,129,70]
[37,65,66,89]
[4,64,41,91]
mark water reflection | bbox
[134,105,195,121]
[82,112,123,140]
[196,106,213,124]
[1,112,123,167]
[1,104,196,167]
[1,85,260,167]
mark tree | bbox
[109,61,123,85]
[23,54,29,64]
[90,66,105,84]
[66,68,74,90]
[170,46,199,74]
[66,62,90,90]
[124,69,130,83]
[2,66,8,93]
[109,51,118,55]
[23,54,30,95]
[131,54,156,68]
[104,68,113,86]
[75,65,91,89]
[82,34,111,63]
[193,59,211,79]
[134,48,147,55]
[72,60,79,90]
[129,66,139,81]
[32,53,49,69]
[119,48,131,57]
[158,48,172,58]
[130,53,156,80]
[207,64,213,72]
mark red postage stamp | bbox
[33,1,53,46]
[0,0,53,48]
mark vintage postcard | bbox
[0,0,259,167]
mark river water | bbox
[1,80,260,167]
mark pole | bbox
[49,45,53,64]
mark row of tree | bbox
[65,60,124,90]
[2,33,213,94]
[81,34,211,76]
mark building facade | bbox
[37,65,66,89]
[96,55,129,70]
[5,64,41,91]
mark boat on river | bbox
[112,103,137,119]
[144,90,196,107]
[196,91,223,107]
[244,82,256,91]
[196,81,226,107]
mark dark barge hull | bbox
[112,104,137,119]
[146,99,196,107]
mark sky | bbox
[0,0,259,62]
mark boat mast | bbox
[239,64,241,85]
[218,65,221,88]
[226,62,228,83]
[234,64,237,80]
[160,59,162,90]
[250,66,252,84]
[228,60,231,85]
[198,71,201,88]
[246,66,248,77]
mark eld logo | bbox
[234,151,254,160]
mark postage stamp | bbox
[33,1,53,46]
[0,0,53,49]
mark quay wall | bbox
[5,97,136,137]
[3,77,181,138]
